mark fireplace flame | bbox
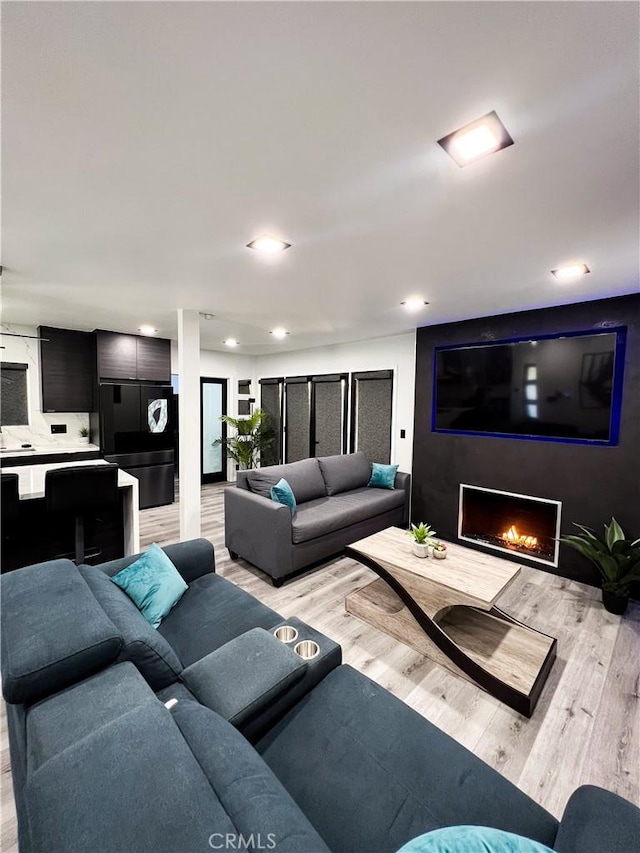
[501,525,538,549]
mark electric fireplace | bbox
[458,484,562,567]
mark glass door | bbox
[201,378,227,483]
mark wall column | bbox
[177,309,201,539]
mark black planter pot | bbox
[602,589,629,615]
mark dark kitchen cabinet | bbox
[96,331,171,382]
[96,331,138,380]
[39,326,96,412]
[136,336,171,381]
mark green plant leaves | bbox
[560,516,640,594]
[605,517,625,551]
[408,522,437,544]
[212,409,275,469]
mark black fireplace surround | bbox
[411,294,640,589]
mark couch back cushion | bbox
[80,565,183,690]
[25,701,238,853]
[245,458,326,504]
[1,560,122,706]
[317,452,372,495]
[172,701,331,852]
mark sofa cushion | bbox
[397,826,553,852]
[172,701,331,852]
[111,543,188,628]
[553,785,640,853]
[26,698,238,853]
[271,478,297,513]
[368,462,399,490]
[157,572,283,667]
[80,565,183,690]
[291,487,405,544]
[246,458,327,504]
[180,628,307,728]
[1,560,122,706]
[26,663,156,773]
[317,452,371,496]
[258,665,559,853]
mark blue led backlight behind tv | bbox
[432,328,626,446]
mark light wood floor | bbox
[2,483,639,850]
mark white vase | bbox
[411,542,430,559]
[78,436,90,445]
[433,549,447,560]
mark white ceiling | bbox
[2,1,639,354]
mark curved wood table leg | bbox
[345,543,556,718]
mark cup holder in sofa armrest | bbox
[179,628,308,729]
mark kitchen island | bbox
[2,459,140,571]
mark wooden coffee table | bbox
[345,527,556,716]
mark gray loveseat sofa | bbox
[225,452,410,585]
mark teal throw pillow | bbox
[396,826,554,853]
[111,543,188,629]
[368,462,399,490]
[270,478,296,513]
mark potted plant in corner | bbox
[78,426,90,445]
[408,523,438,558]
[213,409,274,470]
[561,517,640,615]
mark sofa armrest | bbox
[224,486,294,578]
[553,785,640,853]
[394,471,411,526]
[93,538,215,585]
[181,628,307,730]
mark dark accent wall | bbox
[412,294,640,588]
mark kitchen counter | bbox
[0,444,101,466]
[3,459,140,556]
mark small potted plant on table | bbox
[408,523,437,558]
[432,541,448,560]
[561,517,640,615]
[78,426,90,445]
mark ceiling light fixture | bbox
[401,298,429,311]
[438,111,514,167]
[247,235,291,254]
[224,338,239,347]
[551,263,591,281]
[270,328,290,339]
[138,325,158,336]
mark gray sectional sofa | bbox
[225,452,410,584]
[2,539,639,853]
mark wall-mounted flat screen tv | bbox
[432,328,626,445]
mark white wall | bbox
[256,333,416,473]
[172,331,416,476]
[171,343,258,480]
[0,323,90,449]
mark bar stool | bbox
[1,473,20,526]
[45,465,120,565]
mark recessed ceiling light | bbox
[246,235,291,254]
[224,338,239,347]
[138,325,158,336]
[270,328,290,339]
[551,263,591,281]
[401,297,429,311]
[438,111,514,167]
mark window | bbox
[1,362,29,425]
[524,364,538,420]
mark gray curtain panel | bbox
[353,372,393,464]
